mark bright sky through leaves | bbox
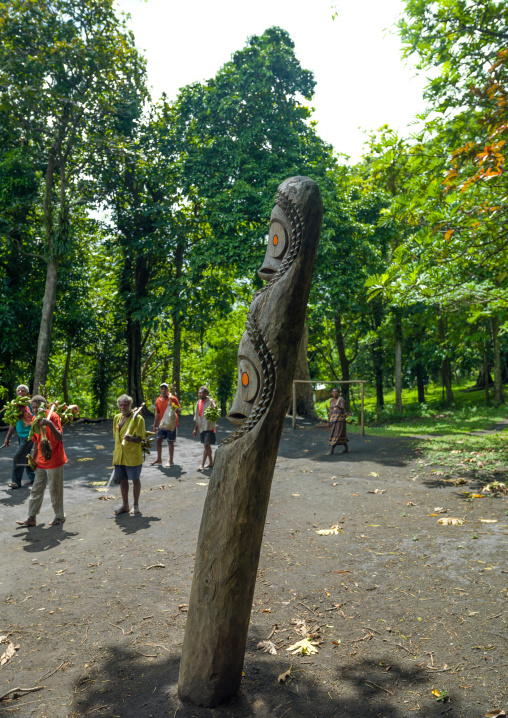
[115,0,426,162]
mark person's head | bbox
[338,396,346,409]
[30,394,46,412]
[16,384,29,397]
[160,383,169,398]
[198,386,209,400]
[117,394,133,415]
[331,387,339,399]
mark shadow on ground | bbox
[73,646,458,718]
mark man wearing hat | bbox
[152,383,180,466]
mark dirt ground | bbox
[0,415,507,718]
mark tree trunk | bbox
[172,317,181,399]
[334,314,351,410]
[34,152,58,392]
[394,311,403,412]
[437,311,454,405]
[33,257,59,391]
[172,238,184,398]
[289,323,316,417]
[372,299,384,409]
[484,341,490,407]
[490,316,504,404]
[127,316,143,407]
[62,343,71,404]
[416,363,425,403]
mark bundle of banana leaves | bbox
[142,430,156,458]
[29,403,58,460]
[57,403,80,425]
[1,396,31,426]
[204,403,220,423]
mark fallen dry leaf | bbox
[278,667,291,683]
[438,517,465,525]
[196,482,208,486]
[316,525,343,535]
[434,507,447,514]
[479,519,497,523]
[95,445,106,450]
[0,637,19,666]
[287,638,319,655]
[369,472,380,477]
[90,481,107,486]
[98,495,116,501]
[485,710,506,718]
[76,457,94,462]
[368,489,386,494]
[257,640,277,655]
[405,501,416,506]
[482,482,508,494]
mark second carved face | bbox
[227,332,263,426]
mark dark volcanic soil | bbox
[0,416,507,718]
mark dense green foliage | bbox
[0,0,506,422]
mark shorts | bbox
[157,428,177,441]
[200,430,216,446]
[113,464,142,481]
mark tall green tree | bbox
[0,0,146,390]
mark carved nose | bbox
[258,255,280,281]
[227,395,253,426]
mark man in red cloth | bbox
[15,395,67,527]
[152,383,180,467]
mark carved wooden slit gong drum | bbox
[178,176,323,707]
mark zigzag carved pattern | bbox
[254,189,305,298]
[220,316,276,446]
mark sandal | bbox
[16,518,36,527]
[8,483,20,490]
[114,506,129,516]
[49,517,66,526]
[129,505,140,516]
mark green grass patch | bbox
[314,380,508,480]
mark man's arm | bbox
[153,401,160,431]
[2,425,15,447]
[39,418,63,442]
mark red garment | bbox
[197,399,205,418]
[32,411,67,469]
[156,394,180,427]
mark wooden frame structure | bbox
[292,379,366,436]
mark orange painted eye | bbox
[242,372,249,386]
[273,234,279,246]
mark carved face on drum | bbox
[257,204,291,281]
[227,332,263,427]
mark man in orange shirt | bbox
[15,395,67,527]
[152,383,180,467]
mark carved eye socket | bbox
[268,220,287,259]
[239,358,259,402]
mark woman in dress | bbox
[327,388,349,455]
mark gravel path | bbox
[0,416,507,717]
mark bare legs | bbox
[198,444,214,470]
[116,479,141,515]
[151,439,175,466]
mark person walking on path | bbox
[151,383,180,467]
[327,389,349,455]
[113,394,146,516]
[193,386,217,471]
[15,395,67,527]
[2,384,35,489]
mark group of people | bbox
[2,382,219,525]
[2,382,348,526]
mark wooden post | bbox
[178,176,323,708]
[361,382,365,437]
[292,381,296,429]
